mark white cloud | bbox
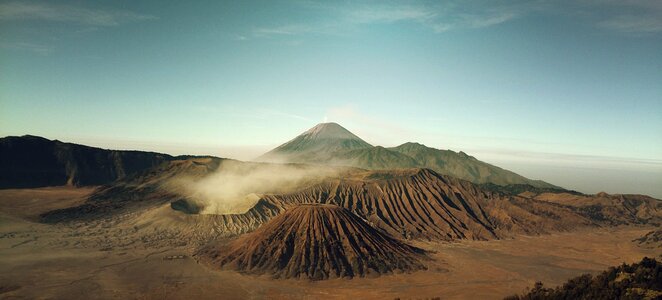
[253,24,317,37]
[262,109,314,122]
[346,5,437,24]
[0,2,156,55]
[430,11,520,32]
[0,2,156,26]
[466,12,518,28]
[597,15,662,33]
[248,0,662,38]
[250,2,524,38]
[0,41,53,55]
[573,0,662,34]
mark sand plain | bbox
[0,187,659,300]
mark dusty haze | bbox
[166,160,339,214]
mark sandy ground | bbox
[0,187,660,300]
[0,186,95,221]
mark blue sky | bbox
[1,1,661,197]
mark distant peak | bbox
[258,122,373,159]
[300,122,365,141]
[306,122,344,131]
[0,135,52,142]
[392,142,430,150]
[401,142,426,148]
[20,135,50,141]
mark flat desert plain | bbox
[0,187,659,300]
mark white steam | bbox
[167,160,337,215]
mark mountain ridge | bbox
[42,157,660,244]
[257,123,558,188]
[0,135,217,188]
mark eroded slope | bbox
[198,204,428,280]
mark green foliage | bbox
[504,257,662,300]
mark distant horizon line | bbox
[3,133,662,167]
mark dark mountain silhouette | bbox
[0,135,210,189]
[197,204,428,280]
[257,123,557,188]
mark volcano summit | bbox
[257,122,556,188]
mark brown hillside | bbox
[40,159,661,244]
[258,169,594,241]
[533,192,662,225]
[198,204,428,280]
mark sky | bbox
[1,0,661,197]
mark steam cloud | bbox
[167,160,337,215]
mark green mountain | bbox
[388,142,554,187]
[257,123,557,188]
[337,146,420,169]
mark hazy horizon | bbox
[1,1,661,197]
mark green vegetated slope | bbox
[258,122,556,188]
